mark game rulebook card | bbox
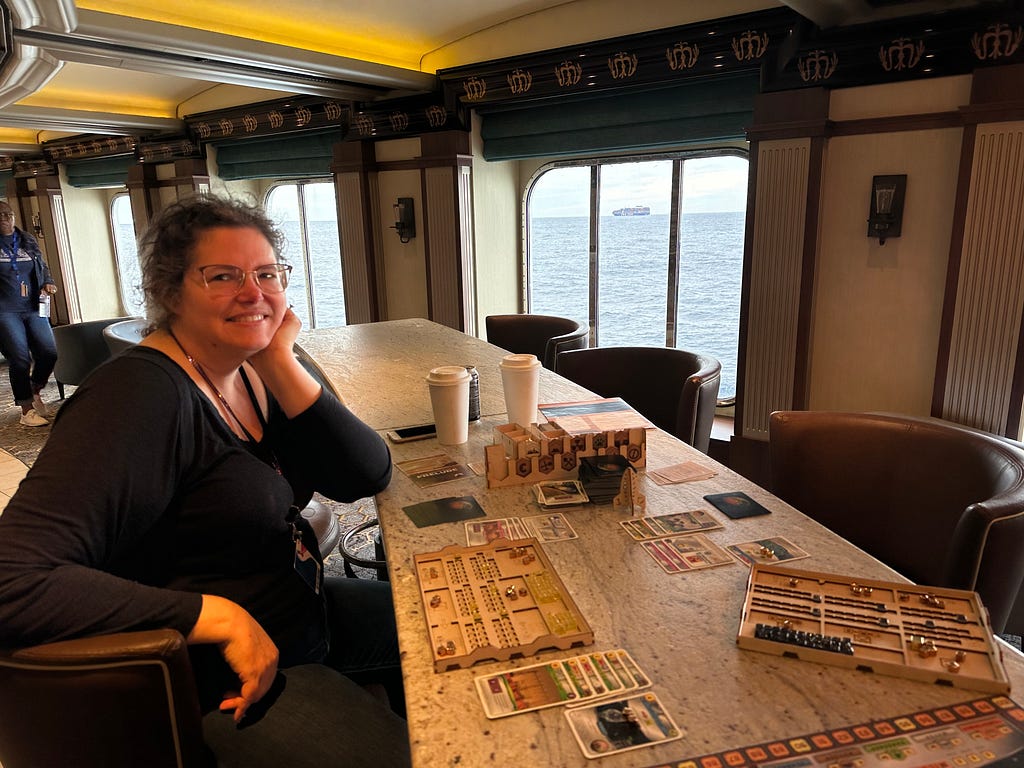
[474,649,651,719]
[564,692,683,759]
[620,509,723,541]
[726,536,809,566]
[395,454,472,488]
[641,532,734,574]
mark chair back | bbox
[0,629,212,768]
[103,317,148,355]
[52,317,130,397]
[769,410,1024,635]
[555,346,721,453]
[485,314,587,370]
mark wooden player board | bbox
[644,695,1024,768]
[737,564,1011,694]
[415,537,594,672]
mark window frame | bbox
[263,178,343,330]
[109,192,144,317]
[523,147,748,405]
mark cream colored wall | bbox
[471,114,520,336]
[376,139,429,319]
[807,77,969,414]
[59,180,123,320]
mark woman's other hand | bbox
[188,594,280,723]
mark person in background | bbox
[0,194,409,767]
[0,200,58,427]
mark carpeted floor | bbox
[0,377,382,580]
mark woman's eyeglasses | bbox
[196,264,292,296]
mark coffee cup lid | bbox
[426,365,471,384]
[500,353,540,369]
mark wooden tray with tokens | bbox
[415,538,594,672]
[736,564,1011,694]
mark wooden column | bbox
[126,159,211,238]
[332,141,384,324]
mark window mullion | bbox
[666,161,684,348]
[589,165,600,347]
[296,183,316,328]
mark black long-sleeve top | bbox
[0,347,391,688]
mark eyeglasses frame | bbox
[195,263,292,295]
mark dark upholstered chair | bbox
[485,314,588,370]
[768,411,1024,636]
[0,628,213,768]
[52,317,131,399]
[102,316,148,355]
[555,346,721,453]
[0,495,341,768]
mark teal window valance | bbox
[213,130,342,181]
[479,72,759,161]
[65,155,136,188]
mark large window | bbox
[110,193,144,317]
[526,152,747,401]
[265,181,346,329]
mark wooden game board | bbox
[737,564,1011,694]
[484,421,646,488]
[415,538,595,672]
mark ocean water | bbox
[116,212,744,397]
[529,211,744,398]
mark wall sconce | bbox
[867,174,907,245]
[392,197,416,243]
[31,213,43,239]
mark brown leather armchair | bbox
[768,410,1024,636]
[555,346,721,453]
[0,498,341,768]
[0,628,214,768]
[485,314,588,370]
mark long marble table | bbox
[301,320,1024,768]
[297,318,583,431]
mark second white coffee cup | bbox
[426,366,471,445]
[499,353,541,427]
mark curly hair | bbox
[138,194,286,331]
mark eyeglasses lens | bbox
[199,265,291,295]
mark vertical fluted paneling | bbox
[742,140,810,440]
[51,194,82,324]
[336,172,373,323]
[425,167,462,329]
[944,122,1024,434]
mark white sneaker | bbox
[32,394,49,418]
[19,409,48,427]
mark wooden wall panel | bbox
[741,139,810,440]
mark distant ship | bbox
[612,206,651,216]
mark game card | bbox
[620,510,723,541]
[703,491,772,519]
[403,495,486,528]
[523,512,578,542]
[564,692,683,759]
[395,454,473,488]
[648,461,718,485]
[474,649,651,719]
[535,480,589,507]
[641,533,735,574]
[465,517,529,545]
[726,536,809,566]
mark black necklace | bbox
[167,328,281,473]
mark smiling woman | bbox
[0,194,411,767]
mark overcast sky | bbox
[529,154,748,217]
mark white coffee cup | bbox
[426,366,471,445]
[499,353,541,427]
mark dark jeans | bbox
[0,311,58,407]
[202,577,410,768]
